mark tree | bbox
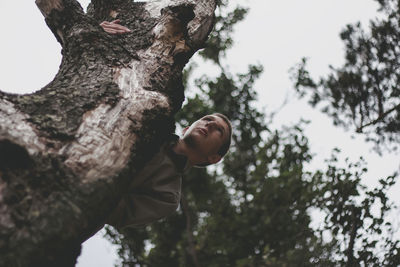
[0,0,217,266]
[291,0,400,152]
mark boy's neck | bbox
[172,139,200,166]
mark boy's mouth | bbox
[198,128,208,136]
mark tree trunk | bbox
[0,0,216,266]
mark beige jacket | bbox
[106,136,190,229]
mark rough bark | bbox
[0,0,216,266]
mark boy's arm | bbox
[106,192,180,229]
[100,19,131,34]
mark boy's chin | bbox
[184,134,207,150]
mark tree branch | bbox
[1,1,217,265]
[356,103,400,133]
[144,0,216,50]
[36,0,64,17]
[87,0,130,22]
[345,208,359,267]
[181,194,201,267]
[35,0,85,45]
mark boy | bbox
[106,113,232,229]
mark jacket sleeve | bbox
[108,190,180,229]
[105,150,183,229]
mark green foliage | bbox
[311,151,400,265]
[175,68,328,266]
[199,0,248,65]
[291,0,400,152]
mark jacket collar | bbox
[166,134,190,173]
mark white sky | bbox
[1,1,399,266]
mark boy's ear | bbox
[207,154,222,165]
[182,126,189,135]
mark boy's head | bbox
[182,113,232,166]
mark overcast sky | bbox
[1,1,399,266]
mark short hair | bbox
[212,113,232,157]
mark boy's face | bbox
[183,114,230,164]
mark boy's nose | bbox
[207,121,216,130]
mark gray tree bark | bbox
[0,0,216,266]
